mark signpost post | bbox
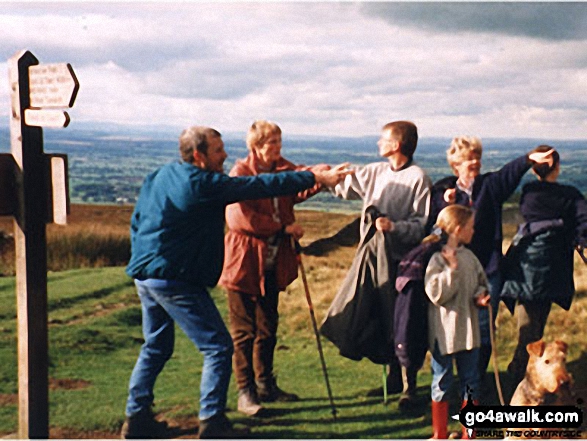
[5,49,78,439]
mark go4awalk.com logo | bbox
[454,400,584,439]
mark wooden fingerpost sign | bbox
[5,49,79,439]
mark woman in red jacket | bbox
[219,120,324,416]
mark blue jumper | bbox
[126,161,315,287]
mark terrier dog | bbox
[510,340,573,407]
[506,340,575,439]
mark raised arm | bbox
[330,164,370,201]
[486,149,554,204]
[196,162,351,206]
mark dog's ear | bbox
[554,340,568,354]
[527,340,545,357]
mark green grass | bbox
[0,267,586,438]
[0,267,440,438]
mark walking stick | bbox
[382,365,388,405]
[576,245,587,265]
[291,237,337,421]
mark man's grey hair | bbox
[179,126,222,163]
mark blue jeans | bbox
[125,279,233,420]
[478,272,503,347]
[430,341,480,403]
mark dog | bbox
[510,340,573,407]
[506,340,575,439]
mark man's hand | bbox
[310,163,331,173]
[313,162,354,187]
[375,216,394,232]
[529,149,555,167]
[285,223,304,240]
[475,292,491,308]
[443,188,457,204]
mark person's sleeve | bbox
[393,174,432,242]
[425,179,454,234]
[485,155,532,204]
[293,163,324,204]
[225,201,283,237]
[197,170,316,205]
[574,193,587,247]
[474,255,489,298]
[130,172,155,238]
[425,253,460,306]
[330,165,368,200]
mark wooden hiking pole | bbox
[576,245,587,264]
[291,237,337,421]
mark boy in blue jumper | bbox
[122,126,350,439]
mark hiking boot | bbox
[398,391,416,412]
[237,388,263,416]
[120,407,169,439]
[199,412,250,439]
[256,378,299,402]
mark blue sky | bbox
[1,2,586,139]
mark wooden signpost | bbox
[4,49,78,439]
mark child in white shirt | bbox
[424,205,490,439]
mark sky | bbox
[0,2,586,139]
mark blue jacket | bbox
[126,161,315,287]
[427,155,532,275]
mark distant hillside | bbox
[0,126,585,207]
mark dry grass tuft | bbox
[278,210,359,334]
[0,204,133,275]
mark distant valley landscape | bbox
[0,125,586,211]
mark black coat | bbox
[320,206,397,365]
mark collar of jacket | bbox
[433,174,484,200]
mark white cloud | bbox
[0,2,585,139]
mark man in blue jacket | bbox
[121,126,349,439]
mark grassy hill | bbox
[0,205,586,438]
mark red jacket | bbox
[219,154,322,296]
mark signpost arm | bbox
[9,49,49,440]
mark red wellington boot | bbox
[460,400,479,439]
[431,400,449,439]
